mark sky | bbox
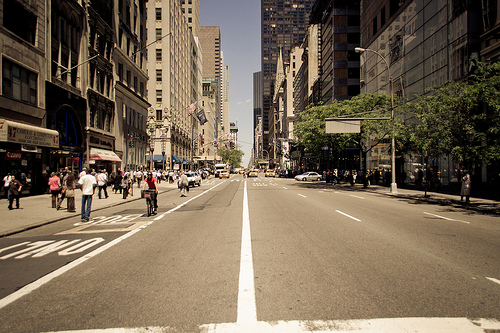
[200,0,261,167]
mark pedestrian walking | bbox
[49,172,61,208]
[64,173,76,212]
[179,172,189,197]
[78,172,97,222]
[460,170,471,204]
[122,174,131,199]
[7,175,22,210]
[114,170,123,194]
[97,170,109,199]
[3,173,12,200]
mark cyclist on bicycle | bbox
[142,172,158,214]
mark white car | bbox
[295,172,322,182]
[178,172,202,187]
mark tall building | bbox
[146,0,201,170]
[261,0,315,153]
[200,26,223,160]
[114,0,149,172]
[359,0,484,184]
[310,0,361,104]
[253,71,263,160]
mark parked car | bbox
[219,170,230,178]
[294,172,322,181]
[279,170,289,178]
[265,169,276,177]
[178,172,202,188]
[247,170,259,177]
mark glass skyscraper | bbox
[261,0,315,152]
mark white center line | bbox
[350,194,365,199]
[336,210,361,222]
[298,194,306,198]
[423,212,470,224]
[237,181,257,324]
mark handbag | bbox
[61,186,67,194]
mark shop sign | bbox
[89,135,113,150]
[5,149,22,160]
[21,145,37,152]
[0,119,59,148]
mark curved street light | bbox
[355,47,397,193]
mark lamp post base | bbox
[390,182,398,194]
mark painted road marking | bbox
[0,238,105,259]
[154,183,223,220]
[486,277,500,286]
[298,194,306,198]
[349,194,365,199]
[336,210,361,222]
[283,187,288,189]
[0,222,152,310]
[423,212,470,224]
[42,317,500,332]
[238,181,257,324]
[0,184,223,310]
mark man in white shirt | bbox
[96,170,108,199]
[78,172,97,222]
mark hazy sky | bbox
[200,0,261,167]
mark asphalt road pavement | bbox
[0,175,499,332]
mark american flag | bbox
[188,101,198,115]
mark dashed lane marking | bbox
[350,194,365,199]
[336,210,361,222]
[298,194,306,198]
[486,277,500,286]
[423,212,470,224]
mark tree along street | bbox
[0,175,499,332]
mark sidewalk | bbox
[345,183,500,216]
[0,181,179,237]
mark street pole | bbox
[355,47,397,193]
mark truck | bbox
[214,163,228,177]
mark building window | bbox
[156,28,162,40]
[156,8,162,20]
[3,1,37,45]
[156,49,162,61]
[2,58,37,105]
[156,109,162,120]
[156,69,162,81]
[156,90,162,102]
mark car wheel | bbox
[317,177,321,181]
[302,178,306,181]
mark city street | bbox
[0,174,499,332]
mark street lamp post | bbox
[355,47,397,193]
[147,115,156,171]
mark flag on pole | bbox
[188,101,198,115]
[196,108,208,125]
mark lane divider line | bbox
[486,277,500,286]
[154,183,223,220]
[298,194,306,198]
[0,183,224,310]
[237,181,257,324]
[423,212,470,224]
[336,210,361,222]
[350,194,365,199]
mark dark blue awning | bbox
[172,155,181,163]
[146,154,165,162]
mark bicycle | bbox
[141,189,157,216]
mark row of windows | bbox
[2,58,37,106]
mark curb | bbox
[0,187,175,238]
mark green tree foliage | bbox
[294,94,398,156]
[404,62,500,169]
[217,147,244,168]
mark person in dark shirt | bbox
[8,175,22,210]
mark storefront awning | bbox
[146,154,165,162]
[89,147,122,162]
[172,155,182,163]
[0,119,59,148]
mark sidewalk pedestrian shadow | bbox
[393,194,500,217]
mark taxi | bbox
[265,169,276,177]
[219,170,230,178]
[247,170,259,177]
